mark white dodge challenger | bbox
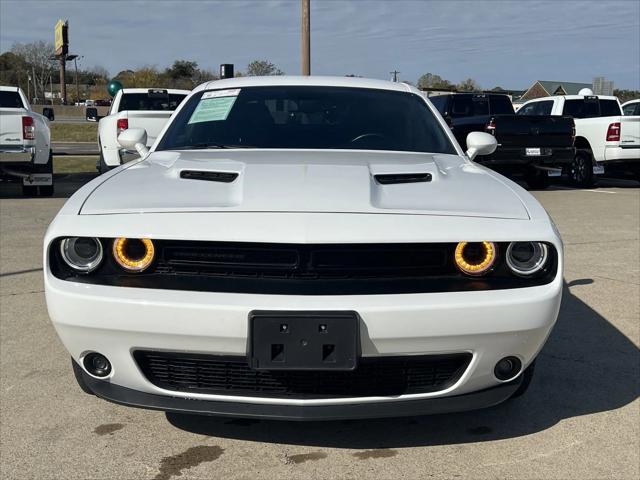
[44,76,563,420]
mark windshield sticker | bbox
[201,89,241,99]
[188,95,238,124]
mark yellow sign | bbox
[54,19,68,56]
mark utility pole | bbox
[301,0,310,75]
[75,57,80,103]
[67,54,82,103]
[59,56,67,104]
[390,70,400,82]
[32,66,36,103]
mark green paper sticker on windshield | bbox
[188,94,238,124]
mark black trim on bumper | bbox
[81,371,521,421]
[477,147,575,168]
[602,159,640,176]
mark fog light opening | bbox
[83,352,112,377]
[494,356,522,381]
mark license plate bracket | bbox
[249,311,359,371]
[23,173,52,186]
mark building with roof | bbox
[519,80,593,103]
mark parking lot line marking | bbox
[584,189,617,194]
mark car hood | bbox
[80,150,529,219]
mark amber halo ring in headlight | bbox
[506,242,548,276]
[454,241,497,276]
[112,238,155,272]
[60,237,103,272]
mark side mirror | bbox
[86,107,102,122]
[118,128,149,157]
[465,132,497,161]
[42,107,55,121]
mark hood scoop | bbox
[180,170,239,183]
[374,173,432,185]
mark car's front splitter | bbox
[82,371,522,421]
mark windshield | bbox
[157,86,456,154]
[118,93,187,112]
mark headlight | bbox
[454,241,496,276]
[60,237,103,272]
[112,238,155,272]
[506,242,548,276]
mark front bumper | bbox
[47,272,562,416]
[81,368,522,421]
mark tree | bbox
[246,60,283,76]
[613,89,640,103]
[0,52,29,91]
[89,65,110,82]
[10,41,56,103]
[166,60,198,81]
[417,72,453,90]
[130,67,162,88]
[457,78,480,92]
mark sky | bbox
[1,0,638,90]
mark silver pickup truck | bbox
[0,86,53,196]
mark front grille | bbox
[134,350,471,399]
[157,242,450,278]
[52,239,558,294]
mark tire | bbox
[33,150,54,197]
[39,185,54,196]
[21,185,38,196]
[570,150,594,188]
[71,357,95,396]
[525,171,549,190]
[508,359,536,399]
[98,151,109,174]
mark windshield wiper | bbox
[179,142,254,150]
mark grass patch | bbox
[54,156,97,174]
[50,123,98,143]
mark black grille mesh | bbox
[134,351,471,399]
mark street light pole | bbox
[301,0,310,75]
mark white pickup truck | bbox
[0,86,53,196]
[97,88,189,173]
[518,94,640,186]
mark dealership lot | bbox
[0,176,638,480]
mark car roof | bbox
[119,88,191,95]
[0,85,20,92]
[622,99,640,105]
[196,76,414,94]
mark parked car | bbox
[622,99,640,116]
[96,88,189,173]
[518,94,640,185]
[45,76,563,420]
[430,93,575,189]
[0,86,53,196]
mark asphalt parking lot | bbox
[1,175,638,480]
